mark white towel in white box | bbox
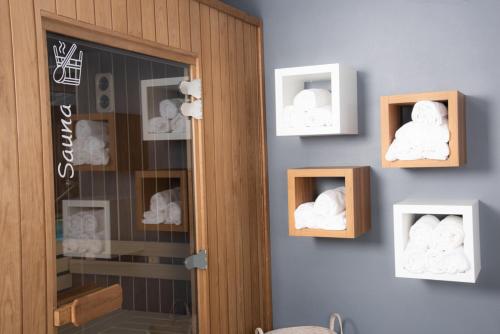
[293,89,331,111]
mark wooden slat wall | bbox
[1,0,271,333]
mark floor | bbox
[59,310,192,334]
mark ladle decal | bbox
[52,41,83,86]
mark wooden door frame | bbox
[37,11,209,334]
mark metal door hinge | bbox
[184,250,208,270]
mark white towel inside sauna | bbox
[386,101,451,161]
[73,120,110,166]
[62,209,106,258]
[282,88,334,128]
[294,187,347,231]
[402,215,471,275]
[143,188,182,225]
[147,98,188,134]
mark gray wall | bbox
[224,0,500,333]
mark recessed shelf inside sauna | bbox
[380,90,466,168]
[393,200,480,283]
[287,167,371,238]
[135,170,189,232]
[71,113,143,172]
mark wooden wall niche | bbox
[71,113,143,171]
[135,170,189,232]
[288,167,371,238]
[380,90,466,168]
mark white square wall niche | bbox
[62,199,112,259]
[275,63,357,136]
[394,200,480,283]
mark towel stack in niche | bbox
[142,188,182,225]
[148,98,187,134]
[283,88,333,128]
[73,120,110,165]
[403,215,470,275]
[385,101,450,161]
[294,187,346,231]
[62,209,105,257]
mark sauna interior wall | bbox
[0,0,270,333]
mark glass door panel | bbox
[47,32,196,334]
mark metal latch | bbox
[184,250,208,270]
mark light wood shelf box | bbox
[393,200,480,283]
[380,90,466,168]
[288,167,371,238]
[135,170,189,233]
[71,113,144,172]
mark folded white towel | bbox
[395,121,450,145]
[293,89,331,111]
[159,98,183,120]
[171,113,187,133]
[181,100,203,120]
[431,215,465,252]
[294,202,346,231]
[408,215,440,249]
[73,133,110,166]
[402,241,428,274]
[288,105,307,128]
[411,100,448,126]
[179,79,202,99]
[385,135,449,161]
[313,187,346,217]
[143,210,165,224]
[75,120,108,140]
[148,116,171,133]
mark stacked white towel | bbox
[143,188,182,225]
[294,187,346,231]
[386,101,450,162]
[283,89,334,129]
[63,209,105,257]
[148,98,188,134]
[73,120,110,165]
[402,215,470,275]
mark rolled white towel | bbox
[313,187,346,217]
[431,215,465,252]
[88,147,110,165]
[313,211,346,231]
[426,248,447,274]
[171,113,187,133]
[441,247,470,274]
[159,98,183,120]
[75,120,108,140]
[395,121,450,144]
[179,79,202,99]
[408,215,440,249]
[282,105,295,128]
[150,188,180,212]
[308,105,333,127]
[294,202,315,229]
[293,89,331,111]
[411,100,448,126]
[402,241,428,274]
[148,116,171,133]
[63,238,79,253]
[165,202,182,225]
[385,137,423,162]
[289,106,307,128]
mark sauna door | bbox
[46,32,202,333]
